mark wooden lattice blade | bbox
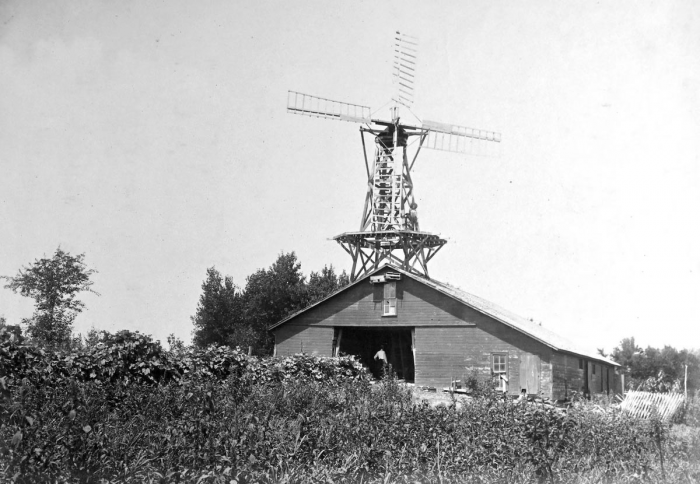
[287,91,371,124]
[422,119,502,156]
[393,31,418,107]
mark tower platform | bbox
[334,229,446,282]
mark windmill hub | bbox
[376,123,409,148]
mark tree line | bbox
[190,252,349,354]
[2,247,698,392]
[608,337,700,393]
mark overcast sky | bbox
[1,0,698,354]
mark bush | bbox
[2,328,699,483]
[3,371,700,483]
[0,328,367,389]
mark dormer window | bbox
[383,281,397,316]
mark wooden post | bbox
[621,373,625,394]
[248,346,252,356]
[335,328,343,357]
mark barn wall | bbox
[414,326,470,389]
[276,272,479,329]
[271,268,617,399]
[274,324,333,356]
[413,323,553,395]
[552,353,585,400]
[551,353,622,399]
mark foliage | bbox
[306,264,350,304]
[167,333,187,354]
[4,330,699,482]
[242,252,309,354]
[1,363,699,483]
[1,248,98,349]
[191,254,349,355]
[0,328,367,390]
[680,391,700,427]
[612,337,699,393]
[0,318,23,345]
[191,267,245,349]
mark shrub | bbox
[1,328,699,483]
[4,371,699,483]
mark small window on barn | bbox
[382,282,397,316]
[578,359,583,370]
[592,364,596,375]
[492,354,508,392]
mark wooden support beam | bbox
[408,132,427,173]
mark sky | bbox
[1,0,699,354]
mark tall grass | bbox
[2,369,699,483]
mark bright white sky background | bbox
[1,0,699,354]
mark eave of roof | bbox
[269,263,619,367]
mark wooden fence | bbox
[620,391,685,420]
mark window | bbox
[592,364,596,375]
[382,282,397,316]
[579,359,583,370]
[492,354,508,392]
[383,298,397,316]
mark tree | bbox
[243,252,309,354]
[191,267,244,348]
[611,337,700,393]
[190,253,352,355]
[2,248,98,349]
[306,265,350,304]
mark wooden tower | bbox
[287,32,501,281]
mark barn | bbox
[270,264,621,400]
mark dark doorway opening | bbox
[338,327,414,382]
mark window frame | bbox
[383,297,397,316]
[491,353,508,392]
[382,281,397,317]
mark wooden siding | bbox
[414,327,470,389]
[274,269,557,395]
[551,353,622,399]
[275,324,333,356]
[271,267,616,399]
[551,353,584,399]
[280,275,478,329]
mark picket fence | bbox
[620,391,685,420]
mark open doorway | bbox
[337,327,414,382]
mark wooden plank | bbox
[519,355,540,395]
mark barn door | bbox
[519,355,540,395]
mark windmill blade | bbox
[393,31,418,107]
[287,91,371,124]
[422,119,502,156]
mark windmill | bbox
[287,32,501,282]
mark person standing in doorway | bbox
[374,345,388,378]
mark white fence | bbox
[620,391,685,420]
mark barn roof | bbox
[270,264,619,367]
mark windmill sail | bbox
[393,31,418,107]
[287,91,371,124]
[422,119,502,156]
